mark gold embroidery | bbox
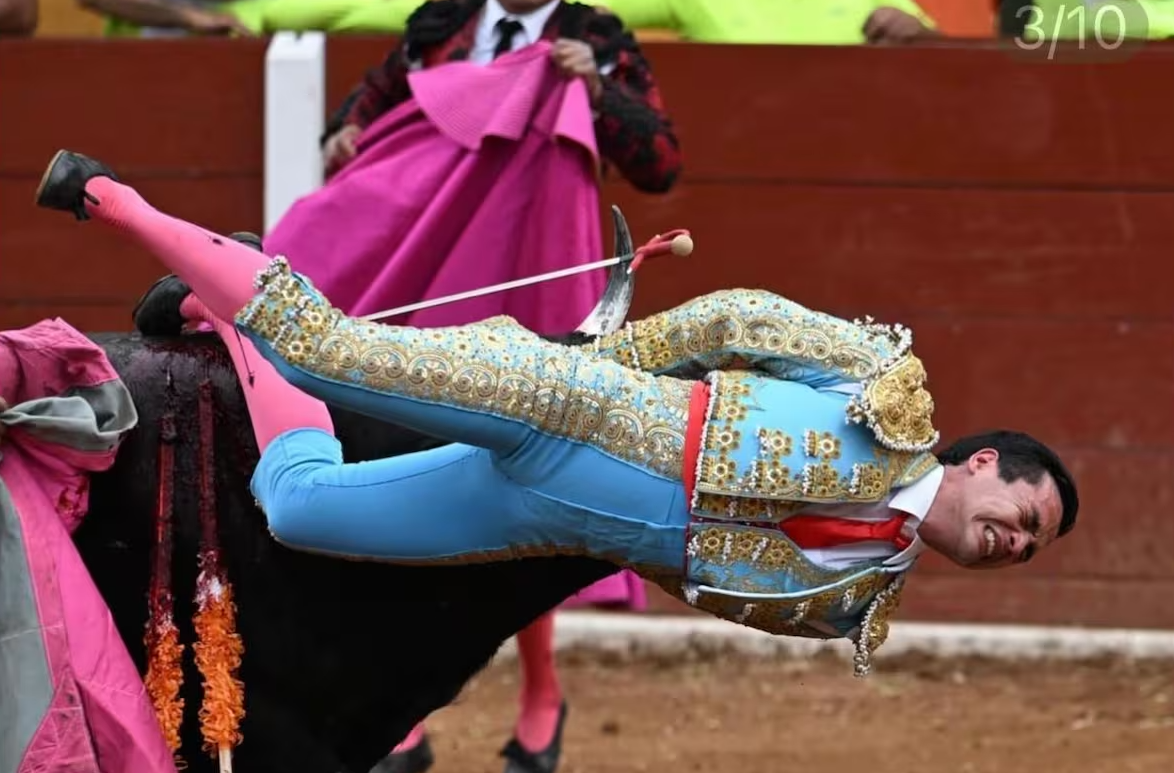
[590,326,640,370]
[592,290,907,381]
[687,593,812,638]
[640,524,909,672]
[802,462,843,498]
[589,290,939,456]
[758,429,792,456]
[853,575,906,677]
[657,562,900,646]
[897,452,941,487]
[692,492,808,520]
[850,463,889,500]
[736,574,891,637]
[682,522,907,665]
[237,258,692,479]
[690,526,819,586]
[693,372,933,513]
[803,573,892,626]
[803,430,841,461]
[713,427,743,450]
[846,354,939,453]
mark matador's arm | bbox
[576,289,913,388]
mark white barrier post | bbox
[264,31,326,234]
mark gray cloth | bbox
[0,379,137,773]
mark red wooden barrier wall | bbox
[1,38,1172,630]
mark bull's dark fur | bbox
[74,333,618,773]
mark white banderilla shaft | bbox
[359,233,693,323]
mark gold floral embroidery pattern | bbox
[803,430,841,461]
[695,372,752,493]
[592,289,908,380]
[663,525,906,661]
[692,492,808,520]
[686,525,855,588]
[759,429,793,457]
[589,289,939,455]
[589,324,640,370]
[846,354,939,453]
[236,258,692,478]
[692,372,933,513]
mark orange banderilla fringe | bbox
[144,377,247,768]
[144,410,185,757]
[195,380,245,766]
[193,580,245,753]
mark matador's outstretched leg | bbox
[37,150,692,570]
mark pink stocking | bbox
[79,176,333,450]
[84,177,270,323]
[514,612,563,751]
[179,285,333,453]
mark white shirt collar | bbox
[883,464,944,567]
[482,0,561,46]
[891,464,944,523]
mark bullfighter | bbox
[36,150,1079,678]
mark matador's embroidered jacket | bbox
[587,289,942,675]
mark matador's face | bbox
[919,449,1064,570]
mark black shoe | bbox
[35,150,120,221]
[500,703,568,773]
[131,231,264,337]
[228,231,264,252]
[369,735,435,773]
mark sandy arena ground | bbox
[415,648,1174,773]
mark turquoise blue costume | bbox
[238,257,942,676]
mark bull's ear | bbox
[574,205,635,337]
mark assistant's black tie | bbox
[493,18,525,59]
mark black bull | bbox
[74,332,621,773]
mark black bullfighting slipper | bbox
[500,703,568,773]
[369,735,435,773]
[131,231,264,337]
[35,149,120,221]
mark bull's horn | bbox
[575,206,636,336]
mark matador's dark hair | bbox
[936,430,1079,537]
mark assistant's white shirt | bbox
[787,464,944,571]
[467,0,617,75]
[470,0,562,63]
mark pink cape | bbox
[265,43,644,612]
[266,42,605,331]
[0,319,175,773]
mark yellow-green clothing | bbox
[110,0,936,39]
[591,0,935,44]
[224,0,422,34]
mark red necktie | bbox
[778,512,912,551]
